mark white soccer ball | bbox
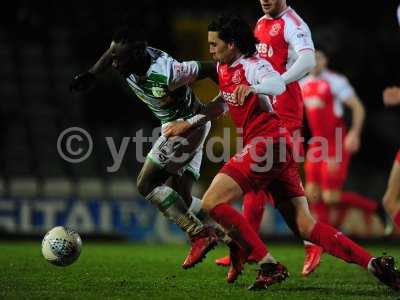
[42,226,82,266]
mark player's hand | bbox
[233,85,255,105]
[70,72,96,92]
[383,86,400,106]
[344,129,361,154]
[163,120,191,138]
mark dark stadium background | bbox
[0,0,399,239]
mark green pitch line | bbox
[0,242,399,300]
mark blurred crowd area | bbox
[0,0,399,199]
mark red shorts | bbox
[396,150,400,164]
[220,140,305,203]
[305,143,351,190]
[284,121,304,159]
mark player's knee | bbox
[305,184,321,203]
[382,192,396,212]
[322,190,340,205]
[201,188,225,212]
[201,196,216,212]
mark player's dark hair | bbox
[113,25,147,51]
[208,14,257,57]
[313,42,332,58]
[112,25,150,74]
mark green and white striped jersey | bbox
[126,47,202,124]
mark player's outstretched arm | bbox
[88,47,113,75]
[343,95,365,154]
[197,61,218,83]
[70,47,113,92]
[163,94,227,137]
[189,93,227,125]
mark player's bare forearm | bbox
[88,47,113,74]
[346,96,365,134]
[163,95,226,138]
[199,94,227,121]
[197,61,218,82]
[342,96,364,153]
[70,47,113,92]
[185,94,227,129]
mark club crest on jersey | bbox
[269,23,281,36]
[232,70,242,85]
[152,86,166,98]
[268,47,273,57]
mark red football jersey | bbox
[301,70,356,142]
[254,7,314,129]
[217,56,287,144]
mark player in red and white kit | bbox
[300,49,389,274]
[381,4,400,231]
[215,0,319,274]
[382,144,400,229]
[382,145,400,229]
[382,84,400,229]
[165,14,400,291]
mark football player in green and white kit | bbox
[71,25,227,269]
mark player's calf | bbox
[382,191,399,217]
[146,186,204,234]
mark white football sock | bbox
[189,196,203,215]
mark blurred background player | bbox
[381,3,400,231]
[301,49,390,275]
[168,13,400,291]
[70,25,222,270]
[215,0,318,272]
[382,88,400,230]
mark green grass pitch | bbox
[1,242,399,299]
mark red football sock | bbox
[309,222,373,269]
[209,203,268,261]
[394,211,400,229]
[340,191,377,212]
[309,201,330,224]
[242,191,268,233]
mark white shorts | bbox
[147,121,211,180]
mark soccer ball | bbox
[42,226,82,266]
